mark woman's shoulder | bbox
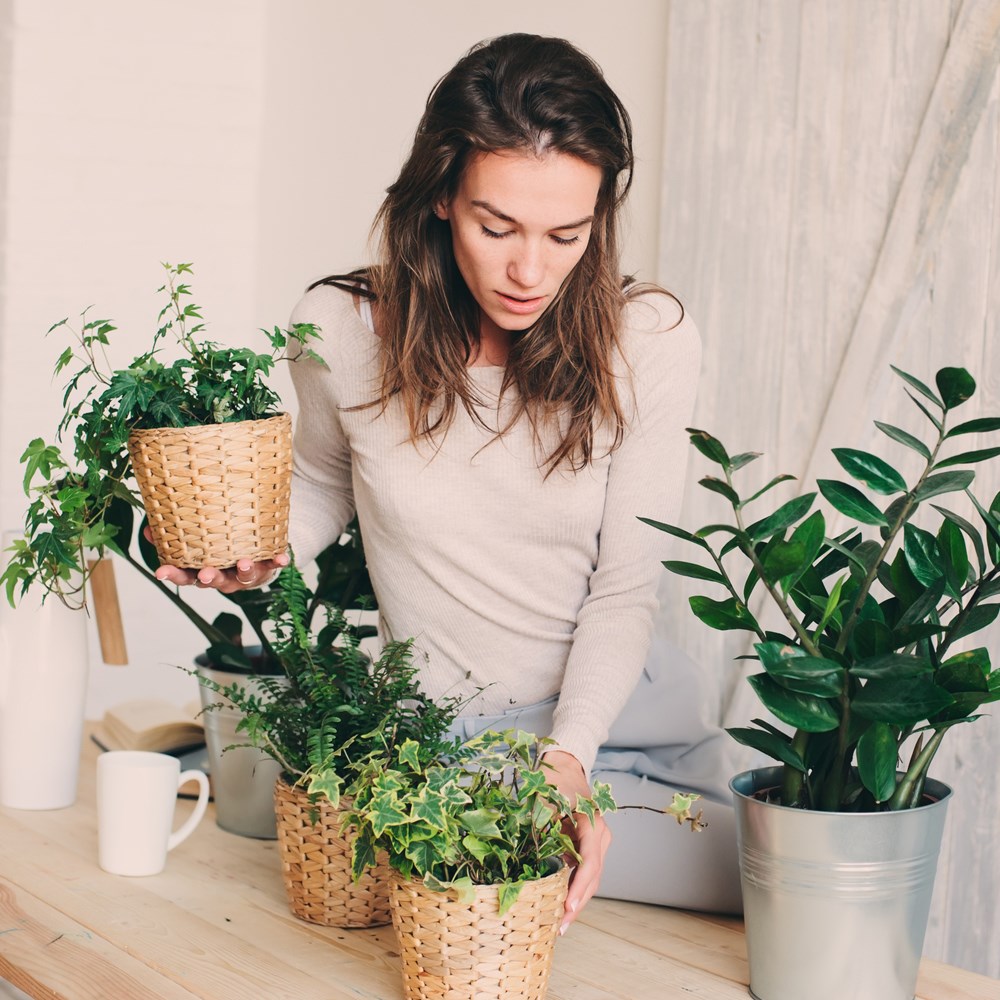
[289,275,369,332]
[620,284,701,373]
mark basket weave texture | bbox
[389,865,569,1000]
[274,777,391,929]
[127,413,292,569]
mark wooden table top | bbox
[1,734,997,999]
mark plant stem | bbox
[889,727,948,810]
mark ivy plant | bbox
[644,365,1000,812]
[338,729,705,915]
[2,262,321,610]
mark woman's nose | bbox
[507,241,543,289]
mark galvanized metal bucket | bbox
[730,766,951,1000]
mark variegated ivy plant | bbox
[643,365,1000,812]
[334,729,705,914]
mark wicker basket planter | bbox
[274,777,391,929]
[127,413,292,568]
[389,865,570,1000]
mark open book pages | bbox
[91,698,205,754]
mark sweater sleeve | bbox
[286,287,358,567]
[548,292,702,775]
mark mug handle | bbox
[168,770,210,851]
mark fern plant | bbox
[196,559,462,787]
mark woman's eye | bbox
[480,225,512,240]
[551,234,581,246]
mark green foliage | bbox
[645,365,1000,812]
[341,729,620,915]
[196,558,462,789]
[2,262,321,609]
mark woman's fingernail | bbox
[570,900,578,913]
[559,922,569,936]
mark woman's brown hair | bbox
[314,33,656,472]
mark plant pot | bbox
[730,766,951,1000]
[128,413,292,569]
[389,864,569,1000]
[274,777,391,928]
[196,660,285,839]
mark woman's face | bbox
[435,150,603,340]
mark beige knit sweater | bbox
[287,284,701,773]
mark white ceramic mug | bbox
[97,751,210,876]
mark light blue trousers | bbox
[448,631,744,914]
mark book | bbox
[91,698,205,755]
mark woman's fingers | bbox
[561,812,612,935]
[153,552,289,592]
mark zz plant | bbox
[644,365,1000,812]
[2,262,320,610]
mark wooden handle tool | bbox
[87,557,128,665]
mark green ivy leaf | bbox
[832,448,907,495]
[497,881,525,916]
[460,808,503,839]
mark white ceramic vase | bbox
[0,542,90,809]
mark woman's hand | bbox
[145,527,289,593]
[542,749,612,936]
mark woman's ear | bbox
[433,200,449,221]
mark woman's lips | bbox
[497,292,546,314]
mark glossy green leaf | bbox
[903,524,944,587]
[761,539,807,583]
[742,474,796,506]
[905,390,943,431]
[935,367,975,409]
[913,470,975,501]
[874,420,932,461]
[967,490,1000,563]
[730,452,761,471]
[852,677,954,725]
[935,446,1000,469]
[849,653,933,680]
[937,657,989,694]
[727,726,806,771]
[947,603,1000,643]
[932,505,986,576]
[781,510,826,593]
[895,575,946,628]
[937,518,969,599]
[755,642,845,697]
[746,493,817,542]
[892,365,943,408]
[637,516,708,548]
[817,480,887,526]
[856,723,899,803]
[945,416,1000,438]
[661,560,727,585]
[689,595,759,632]
[832,448,908,495]
[686,428,730,466]
[698,476,740,504]
[851,619,894,659]
[746,673,840,732]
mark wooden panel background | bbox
[656,0,1000,978]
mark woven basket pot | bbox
[127,413,292,569]
[389,864,569,1000]
[274,777,392,929]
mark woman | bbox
[158,33,741,927]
